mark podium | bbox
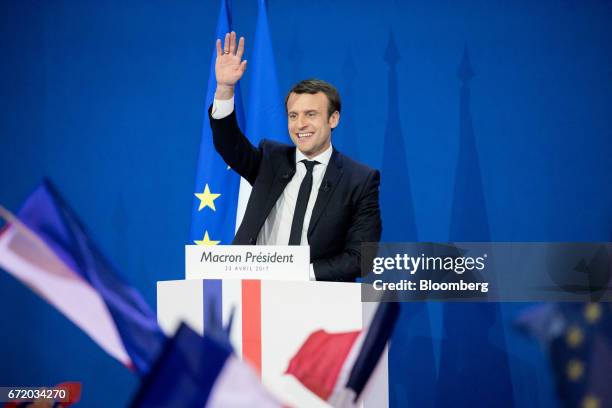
[157,246,388,407]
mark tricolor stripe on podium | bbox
[201,279,263,374]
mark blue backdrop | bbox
[1,0,611,406]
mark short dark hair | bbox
[285,78,341,118]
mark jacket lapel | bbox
[307,149,344,236]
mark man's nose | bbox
[297,115,307,129]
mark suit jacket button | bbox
[249,238,256,244]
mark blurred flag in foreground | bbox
[130,323,280,408]
[516,302,612,408]
[286,302,400,407]
[0,179,164,375]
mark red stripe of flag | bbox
[286,330,361,400]
[242,279,262,376]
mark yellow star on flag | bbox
[566,359,584,381]
[584,303,602,324]
[195,184,221,211]
[565,326,584,348]
[194,231,220,246]
[582,395,600,408]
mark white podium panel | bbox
[157,279,388,408]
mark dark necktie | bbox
[289,160,319,245]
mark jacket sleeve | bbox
[312,169,382,282]
[208,105,261,185]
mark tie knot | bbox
[301,160,319,173]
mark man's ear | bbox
[329,111,340,129]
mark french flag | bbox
[286,302,400,407]
[0,179,164,375]
[130,322,280,408]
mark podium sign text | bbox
[185,245,310,281]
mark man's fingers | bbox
[223,32,230,53]
[236,37,245,59]
[229,31,236,54]
[219,32,244,60]
[240,60,247,74]
[216,39,222,57]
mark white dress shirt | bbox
[256,145,331,246]
[212,97,329,279]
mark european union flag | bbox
[235,0,287,223]
[244,0,286,145]
[518,302,612,408]
[189,0,246,327]
[189,0,245,247]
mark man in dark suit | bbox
[209,32,381,282]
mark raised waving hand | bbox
[215,31,246,99]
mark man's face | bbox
[286,92,339,159]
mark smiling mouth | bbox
[297,132,313,139]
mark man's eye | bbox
[307,112,316,117]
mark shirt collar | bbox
[295,144,333,166]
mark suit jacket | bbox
[209,107,382,282]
